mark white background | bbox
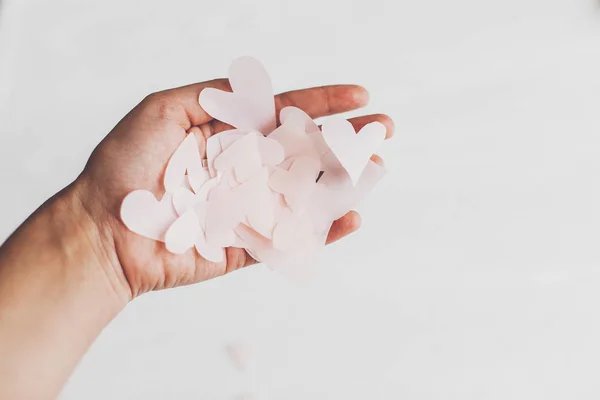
[1,0,600,398]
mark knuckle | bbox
[141,92,181,121]
[225,248,247,274]
[141,91,162,106]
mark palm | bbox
[77,80,392,297]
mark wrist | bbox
[0,181,130,398]
[58,179,132,306]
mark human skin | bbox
[0,80,394,399]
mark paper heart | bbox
[236,223,321,283]
[172,175,221,216]
[321,119,386,185]
[197,177,219,199]
[165,203,226,261]
[271,191,288,221]
[121,57,389,277]
[308,131,331,158]
[268,119,321,161]
[172,187,199,216]
[205,186,245,246]
[192,202,226,262]
[268,156,321,212]
[258,136,285,166]
[213,132,262,183]
[206,129,246,176]
[165,210,201,254]
[278,107,333,159]
[199,57,276,133]
[308,160,388,234]
[121,190,178,242]
[314,150,347,188]
[236,167,275,238]
[219,170,240,188]
[279,106,320,134]
[234,223,271,263]
[207,130,284,177]
[164,133,209,193]
[272,210,314,251]
[195,231,225,262]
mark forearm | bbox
[0,183,129,399]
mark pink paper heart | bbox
[213,132,262,183]
[268,156,321,212]
[172,176,221,216]
[315,149,347,188]
[308,131,331,158]
[199,57,276,133]
[191,202,225,262]
[234,223,271,263]
[122,58,389,274]
[225,170,242,188]
[205,186,245,246]
[268,120,321,162]
[236,167,275,238]
[164,209,201,254]
[164,133,208,193]
[121,190,178,242]
[277,107,331,159]
[272,210,314,251]
[206,129,246,177]
[207,130,283,179]
[172,187,200,216]
[235,223,321,282]
[308,160,388,234]
[198,177,219,199]
[195,231,225,262]
[258,136,285,167]
[279,106,320,134]
[321,119,386,185]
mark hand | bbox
[74,80,394,299]
[0,80,393,398]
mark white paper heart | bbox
[121,190,178,242]
[258,136,285,167]
[236,167,275,238]
[165,209,201,254]
[321,119,386,185]
[207,130,284,177]
[121,57,389,276]
[268,119,321,161]
[205,186,245,246]
[214,132,262,183]
[164,133,209,193]
[195,231,225,262]
[206,129,246,177]
[268,156,321,212]
[198,177,219,200]
[199,57,276,133]
[172,187,200,216]
[192,202,226,262]
[279,106,320,134]
[308,160,388,233]
[272,210,314,251]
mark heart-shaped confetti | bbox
[164,133,209,193]
[199,57,276,134]
[120,57,388,276]
[268,156,321,212]
[165,209,201,254]
[321,119,386,185]
[121,190,178,242]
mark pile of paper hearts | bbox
[121,57,387,273]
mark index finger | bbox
[152,81,370,131]
[275,84,369,121]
